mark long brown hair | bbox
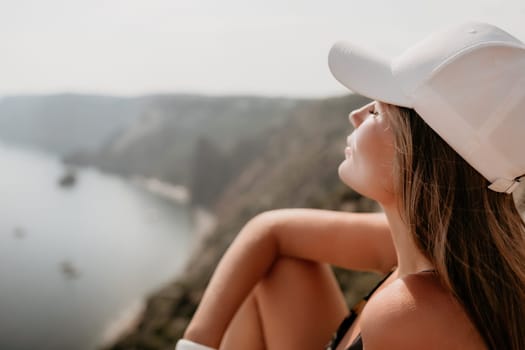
[385,104,525,350]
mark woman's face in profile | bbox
[338,101,396,205]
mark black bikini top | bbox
[325,269,395,350]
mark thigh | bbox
[220,292,266,350]
[256,257,348,350]
[220,257,348,350]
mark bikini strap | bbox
[351,268,396,315]
[363,268,396,301]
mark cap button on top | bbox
[468,28,477,34]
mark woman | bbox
[177,21,525,349]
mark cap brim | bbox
[328,41,413,108]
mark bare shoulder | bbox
[359,273,486,350]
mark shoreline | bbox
[131,176,191,204]
[98,299,146,347]
[130,175,218,249]
[190,205,218,250]
[99,178,217,348]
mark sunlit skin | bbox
[182,101,486,350]
[338,101,396,205]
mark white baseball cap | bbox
[328,21,525,193]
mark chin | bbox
[338,160,350,182]
[338,162,394,205]
[337,161,352,187]
[338,161,367,196]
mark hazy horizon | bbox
[2,0,524,98]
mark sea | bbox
[0,143,194,350]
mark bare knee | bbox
[258,257,339,295]
[221,257,347,350]
[253,257,348,349]
[268,256,328,276]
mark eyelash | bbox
[369,109,379,118]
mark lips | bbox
[345,135,353,156]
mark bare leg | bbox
[220,257,348,349]
[219,292,266,350]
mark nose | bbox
[349,110,363,128]
[348,103,372,128]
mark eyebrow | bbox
[375,102,387,115]
[375,102,389,119]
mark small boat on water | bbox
[59,260,81,280]
[13,227,27,239]
[58,168,77,188]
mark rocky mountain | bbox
[102,93,384,350]
[4,92,524,350]
[0,94,300,202]
[64,95,302,194]
[1,91,387,350]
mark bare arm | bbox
[183,208,396,348]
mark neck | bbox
[381,202,434,277]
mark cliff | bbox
[2,92,523,350]
[103,94,384,350]
[0,93,302,200]
[65,95,301,192]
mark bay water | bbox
[0,143,194,350]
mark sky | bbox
[1,0,524,98]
